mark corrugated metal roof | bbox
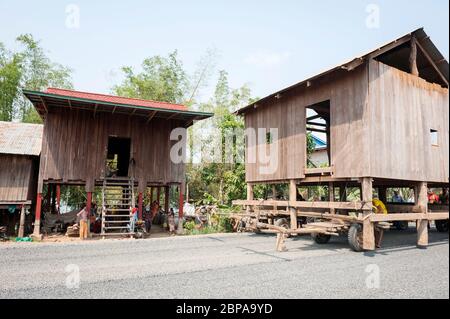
[237,28,449,115]
[45,88,189,112]
[0,121,43,156]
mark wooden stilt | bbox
[18,205,26,238]
[246,184,254,213]
[329,182,335,214]
[361,178,375,251]
[156,187,161,205]
[164,186,170,213]
[56,184,61,214]
[138,192,143,220]
[289,180,298,230]
[33,193,42,236]
[417,182,428,247]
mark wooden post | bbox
[138,192,143,220]
[51,184,56,214]
[177,185,184,235]
[339,185,347,202]
[378,186,387,203]
[164,186,170,213]
[417,182,428,247]
[410,37,419,77]
[45,184,51,214]
[56,184,61,214]
[86,192,92,238]
[289,180,298,230]
[150,187,154,202]
[246,184,254,213]
[329,182,335,214]
[18,205,26,238]
[33,193,43,236]
[156,187,161,205]
[361,178,375,251]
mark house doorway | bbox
[306,100,331,168]
[106,137,131,177]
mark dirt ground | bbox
[1,224,172,244]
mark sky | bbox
[1,0,449,104]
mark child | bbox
[168,208,176,236]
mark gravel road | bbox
[0,228,448,299]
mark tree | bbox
[16,34,73,123]
[113,50,189,104]
[0,44,22,121]
[0,34,73,123]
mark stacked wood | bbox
[65,224,79,237]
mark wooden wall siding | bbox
[0,154,35,202]
[38,108,186,192]
[244,65,370,183]
[368,60,449,183]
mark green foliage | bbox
[113,50,189,105]
[0,34,73,123]
[183,213,233,235]
[0,44,22,121]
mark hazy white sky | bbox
[1,0,448,103]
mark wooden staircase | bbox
[101,177,136,237]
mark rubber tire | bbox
[311,233,331,244]
[274,218,291,238]
[394,221,409,231]
[348,223,364,252]
[435,220,449,233]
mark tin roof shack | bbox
[234,29,449,251]
[0,121,43,237]
[23,88,212,237]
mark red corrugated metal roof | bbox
[45,88,188,112]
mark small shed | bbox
[23,88,212,236]
[0,121,43,236]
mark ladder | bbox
[101,177,136,237]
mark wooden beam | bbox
[289,180,298,230]
[415,39,449,86]
[68,99,73,110]
[146,111,157,124]
[305,166,334,175]
[39,97,48,113]
[370,212,449,222]
[369,34,412,60]
[410,37,419,77]
[166,112,180,121]
[361,177,375,251]
[416,182,428,247]
[232,199,372,211]
[306,127,327,134]
[306,114,322,122]
[307,121,327,127]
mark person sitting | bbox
[428,190,439,204]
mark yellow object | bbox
[79,220,88,239]
[372,198,388,215]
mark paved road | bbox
[0,228,448,299]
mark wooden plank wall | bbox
[38,108,186,192]
[0,154,35,202]
[244,65,370,183]
[368,60,449,183]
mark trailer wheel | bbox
[311,233,331,244]
[348,224,364,252]
[274,218,291,238]
[394,221,409,231]
[435,220,449,233]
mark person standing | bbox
[144,206,152,233]
[77,205,88,240]
[129,205,138,233]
